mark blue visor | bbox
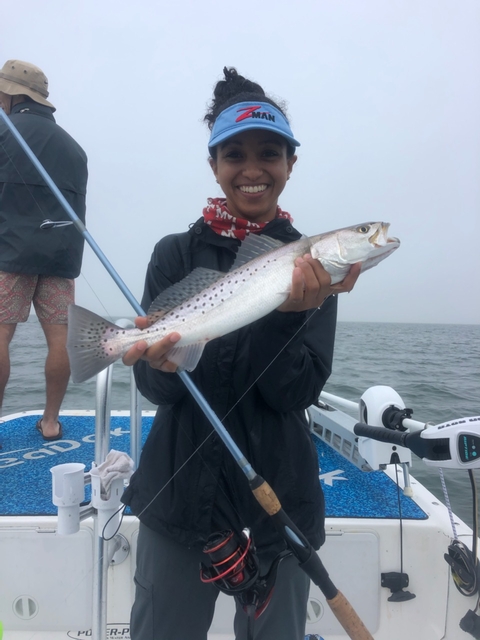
[208,101,300,153]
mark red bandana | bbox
[202,198,294,241]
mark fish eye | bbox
[356,225,370,234]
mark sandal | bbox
[36,419,63,441]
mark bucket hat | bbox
[0,60,55,110]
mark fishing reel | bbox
[200,528,286,621]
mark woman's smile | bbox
[210,129,296,223]
[237,184,268,194]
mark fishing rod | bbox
[0,109,374,640]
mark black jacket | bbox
[122,217,337,553]
[0,102,88,278]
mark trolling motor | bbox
[354,416,480,470]
[200,528,288,638]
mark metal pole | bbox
[114,319,142,469]
[91,366,114,640]
[320,390,426,432]
[95,367,113,464]
[92,522,109,640]
[130,369,142,469]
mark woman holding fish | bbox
[122,68,361,640]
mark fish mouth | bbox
[369,223,399,248]
[374,237,400,248]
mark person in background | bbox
[122,67,360,640]
[0,59,88,440]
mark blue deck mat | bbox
[312,435,426,519]
[0,415,426,519]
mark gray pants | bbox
[130,522,311,640]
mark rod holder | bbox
[89,470,124,539]
[50,462,86,535]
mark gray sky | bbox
[3,0,479,324]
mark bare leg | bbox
[0,323,17,414]
[40,323,70,438]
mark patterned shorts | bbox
[0,272,75,324]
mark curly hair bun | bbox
[215,67,265,102]
[205,67,285,130]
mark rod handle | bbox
[250,476,282,515]
[328,590,375,640]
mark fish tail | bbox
[67,304,126,383]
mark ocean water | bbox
[2,317,480,527]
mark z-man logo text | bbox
[236,105,275,123]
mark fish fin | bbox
[148,268,224,316]
[166,342,207,371]
[230,235,286,271]
[67,304,125,383]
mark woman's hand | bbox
[277,255,362,313]
[122,315,181,373]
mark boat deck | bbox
[0,411,427,520]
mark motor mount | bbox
[357,386,413,469]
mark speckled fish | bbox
[67,222,399,383]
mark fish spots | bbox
[74,321,111,350]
